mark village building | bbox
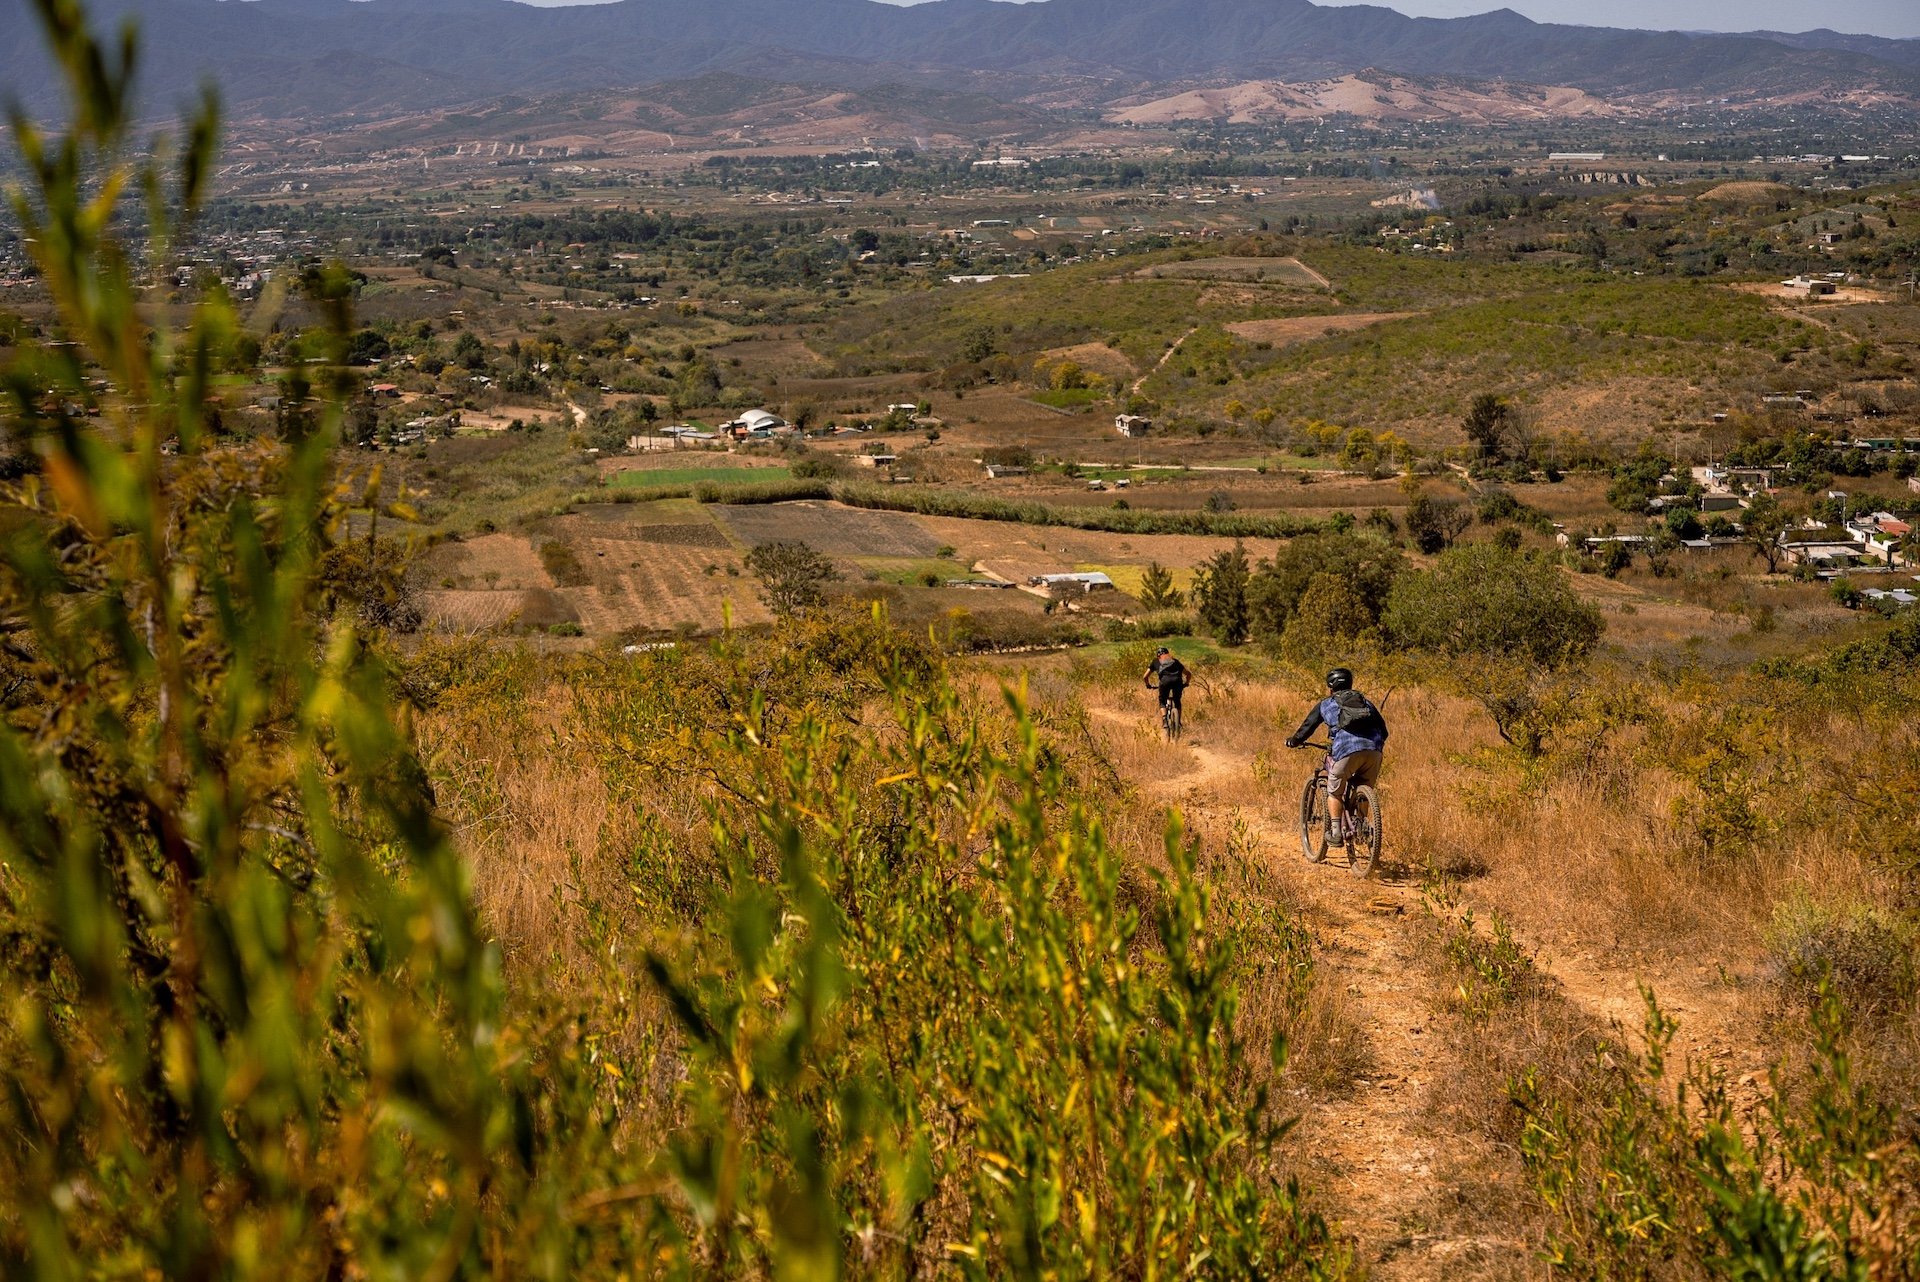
[1115,414,1152,438]
[1029,572,1115,594]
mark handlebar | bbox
[1288,739,1330,751]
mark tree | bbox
[1247,533,1403,644]
[1463,393,1515,463]
[1742,492,1791,575]
[1138,562,1184,611]
[1665,507,1704,541]
[1190,543,1252,645]
[1404,493,1471,554]
[746,540,841,615]
[1278,573,1377,666]
[1385,543,1604,755]
[452,329,487,371]
[1387,543,1602,669]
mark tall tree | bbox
[1191,543,1252,645]
[1742,492,1791,575]
[1462,393,1514,463]
[1138,561,1184,611]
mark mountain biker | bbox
[1285,667,1388,847]
[1143,646,1188,721]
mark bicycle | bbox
[1144,671,1183,742]
[1291,739,1382,878]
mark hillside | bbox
[2,0,1917,121]
[1109,70,1621,125]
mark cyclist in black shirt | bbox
[1143,646,1188,719]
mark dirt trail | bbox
[1088,702,1761,1279]
[1129,326,1200,396]
[1093,707,1519,1275]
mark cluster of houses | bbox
[621,404,942,453]
[1780,508,1913,572]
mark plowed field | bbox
[716,501,943,558]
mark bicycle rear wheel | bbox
[1299,774,1329,863]
[1346,783,1382,878]
[1165,701,1182,742]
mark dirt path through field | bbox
[1085,696,1764,1278]
[1090,706,1518,1275]
[1130,326,1200,395]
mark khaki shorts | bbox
[1328,749,1382,800]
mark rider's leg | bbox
[1328,751,1381,840]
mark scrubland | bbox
[7,6,1920,1278]
[375,605,1920,1279]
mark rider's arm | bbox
[1284,704,1324,749]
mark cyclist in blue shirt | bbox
[1285,667,1388,847]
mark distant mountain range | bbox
[4,0,1918,123]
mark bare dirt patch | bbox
[1037,341,1138,382]
[1700,181,1793,204]
[1728,282,1891,306]
[1135,257,1327,287]
[910,516,1259,584]
[1225,312,1416,346]
[427,533,553,590]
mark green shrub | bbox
[1769,896,1918,1017]
[832,482,1323,539]
[1512,991,1920,1281]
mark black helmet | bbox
[1157,646,1172,655]
[1325,667,1353,692]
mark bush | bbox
[539,538,590,585]
[745,539,841,615]
[1513,991,1919,1282]
[1134,608,1199,639]
[1404,493,1471,553]
[1769,897,1917,1016]
[1386,543,1602,670]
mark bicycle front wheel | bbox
[1346,783,1383,878]
[1299,774,1328,863]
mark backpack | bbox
[1328,690,1383,736]
[1155,656,1186,685]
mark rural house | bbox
[1029,571,1115,594]
[1115,414,1152,437]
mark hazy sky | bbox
[1309,0,1920,39]
[856,0,1920,39]
[509,0,1920,38]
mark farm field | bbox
[1134,256,1329,287]
[608,465,794,488]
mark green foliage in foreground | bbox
[0,12,1346,1276]
[1513,992,1920,1281]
